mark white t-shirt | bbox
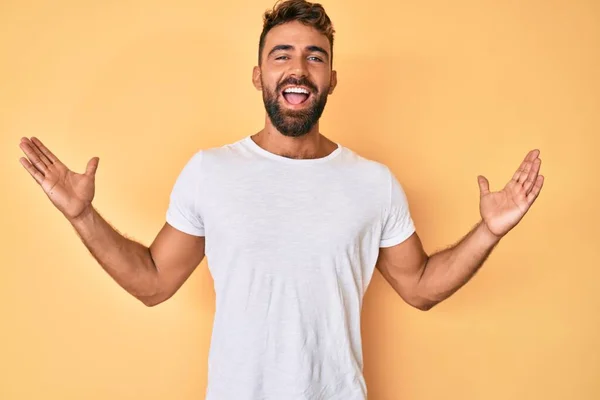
[166,135,415,400]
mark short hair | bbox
[258,0,335,65]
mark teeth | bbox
[283,87,310,94]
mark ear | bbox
[252,66,263,91]
[328,70,338,95]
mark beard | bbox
[262,76,329,138]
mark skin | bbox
[251,21,338,159]
[17,21,544,310]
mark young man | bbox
[18,0,544,399]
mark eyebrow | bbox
[267,44,330,60]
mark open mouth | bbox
[281,86,312,105]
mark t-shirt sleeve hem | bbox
[379,226,415,248]
[166,215,205,237]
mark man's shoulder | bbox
[179,137,248,164]
[338,144,392,176]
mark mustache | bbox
[277,77,318,94]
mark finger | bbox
[26,137,54,167]
[19,140,48,174]
[19,157,44,185]
[31,137,60,164]
[511,149,539,182]
[85,157,99,176]
[478,175,490,197]
[526,175,544,204]
[519,150,541,185]
[523,158,541,195]
[517,159,533,184]
[511,150,532,182]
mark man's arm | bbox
[18,136,205,308]
[70,207,205,307]
[377,149,544,311]
[376,222,499,311]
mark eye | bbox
[308,56,323,62]
[275,55,289,60]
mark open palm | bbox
[19,137,100,220]
[478,149,544,238]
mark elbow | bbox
[139,296,160,307]
[408,278,442,311]
[395,286,439,311]
[137,292,165,307]
[141,289,176,306]
[407,292,439,311]
[412,300,437,311]
[135,274,164,307]
[138,288,174,307]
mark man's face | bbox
[253,21,337,137]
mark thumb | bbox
[85,157,99,176]
[477,175,490,197]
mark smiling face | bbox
[253,20,337,137]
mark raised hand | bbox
[477,149,544,238]
[19,137,100,220]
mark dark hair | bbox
[258,0,335,65]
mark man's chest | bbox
[200,178,382,257]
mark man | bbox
[18,0,544,398]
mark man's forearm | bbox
[417,220,501,306]
[68,206,159,303]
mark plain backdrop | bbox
[1,0,599,399]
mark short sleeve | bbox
[165,151,205,236]
[379,168,415,248]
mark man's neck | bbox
[252,123,337,160]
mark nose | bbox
[289,56,308,77]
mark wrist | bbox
[68,205,95,227]
[477,220,502,247]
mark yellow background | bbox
[1,0,598,399]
